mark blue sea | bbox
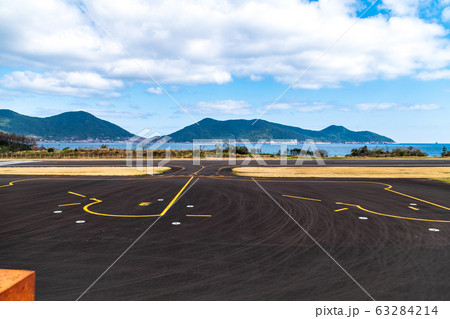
[38,142,450,157]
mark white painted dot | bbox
[429,228,440,232]
[76,220,85,224]
[158,199,164,201]
[172,222,181,225]
[53,210,62,214]
[187,205,194,208]
[358,216,368,220]
[410,203,417,206]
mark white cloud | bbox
[250,75,264,81]
[97,101,112,107]
[400,104,440,110]
[416,69,450,80]
[381,0,423,16]
[356,102,397,111]
[0,71,123,97]
[194,100,253,115]
[356,102,440,111]
[0,0,450,91]
[146,87,163,95]
[442,7,450,21]
[269,101,333,112]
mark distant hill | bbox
[168,118,395,143]
[0,109,134,141]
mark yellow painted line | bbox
[336,202,450,223]
[193,165,205,175]
[82,177,194,218]
[139,202,151,206]
[68,191,86,198]
[334,208,349,212]
[383,184,450,211]
[408,206,419,211]
[83,198,160,218]
[160,176,195,216]
[58,203,81,207]
[186,214,212,217]
[282,194,322,202]
[0,178,40,188]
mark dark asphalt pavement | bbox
[1,160,449,300]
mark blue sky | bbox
[1,0,450,142]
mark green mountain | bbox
[168,118,395,143]
[0,109,134,141]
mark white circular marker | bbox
[53,210,62,214]
[172,222,181,225]
[429,228,440,232]
[187,205,194,208]
[76,220,85,224]
[358,217,368,220]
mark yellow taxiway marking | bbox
[139,202,151,206]
[382,184,450,211]
[83,198,160,218]
[82,176,195,218]
[0,178,41,188]
[186,214,212,217]
[409,206,420,211]
[58,203,81,207]
[68,191,87,198]
[193,165,205,175]
[282,194,322,202]
[334,208,349,212]
[336,202,450,223]
[160,176,194,216]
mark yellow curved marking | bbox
[0,178,40,188]
[336,202,450,223]
[82,176,194,218]
[193,165,205,175]
[58,203,81,207]
[282,194,322,202]
[83,198,160,218]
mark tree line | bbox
[0,132,37,152]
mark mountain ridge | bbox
[0,110,395,143]
[167,118,395,143]
[0,109,134,141]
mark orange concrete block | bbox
[0,269,35,301]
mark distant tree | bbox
[442,146,450,157]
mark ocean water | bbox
[38,142,450,157]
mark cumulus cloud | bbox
[146,87,163,95]
[194,100,253,115]
[0,0,450,92]
[0,71,123,97]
